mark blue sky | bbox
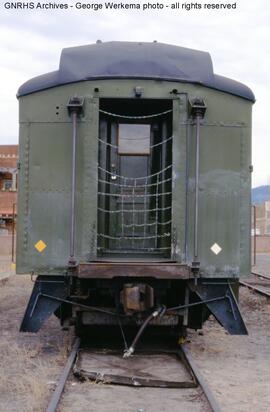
[0,0,269,187]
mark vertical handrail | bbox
[155,174,159,249]
[252,205,256,266]
[11,202,16,263]
[69,110,78,265]
[67,97,84,266]
[189,97,206,270]
[194,113,201,260]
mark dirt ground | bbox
[0,275,70,412]
[0,264,270,411]
[188,288,270,411]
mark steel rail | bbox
[181,345,223,412]
[46,338,80,412]
[251,271,270,281]
[47,338,222,411]
[240,280,270,298]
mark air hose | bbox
[123,306,165,358]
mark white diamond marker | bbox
[211,243,222,255]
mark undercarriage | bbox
[20,265,248,339]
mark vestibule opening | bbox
[97,98,173,259]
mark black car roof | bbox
[17,41,255,101]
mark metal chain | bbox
[98,232,171,240]
[118,317,128,350]
[97,129,172,249]
[97,246,171,251]
[150,135,173,148]
[122,220,172,228]
[98,191,172,198]
[99,108,172,119]
[98,177,172,189]
[98,205,172,214]
[98,164,172,182]
[98,135,173,150]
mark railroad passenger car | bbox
[17,42,254,342]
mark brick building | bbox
[0,145,18,234]
[254,201,270,235]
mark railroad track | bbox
[46,269,270,412]
[240,271,270,298]
[47,338,81,412]
[46,338,222,412]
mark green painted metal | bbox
[16,79,252,278]
[171,96,187,261]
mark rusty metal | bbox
[121,283,154,312]
[81,311,178,326]
[251,271,270,281]
[181,345,223,412]
[39,293,127,317]
[240,280,270,298]
[46,338,80,412]
[240,272,270,298]
[77,262,191,279]
[46,339,222,412]
[73,345,223,411]
[74,348,197,388]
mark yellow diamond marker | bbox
[35,240,47,253]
